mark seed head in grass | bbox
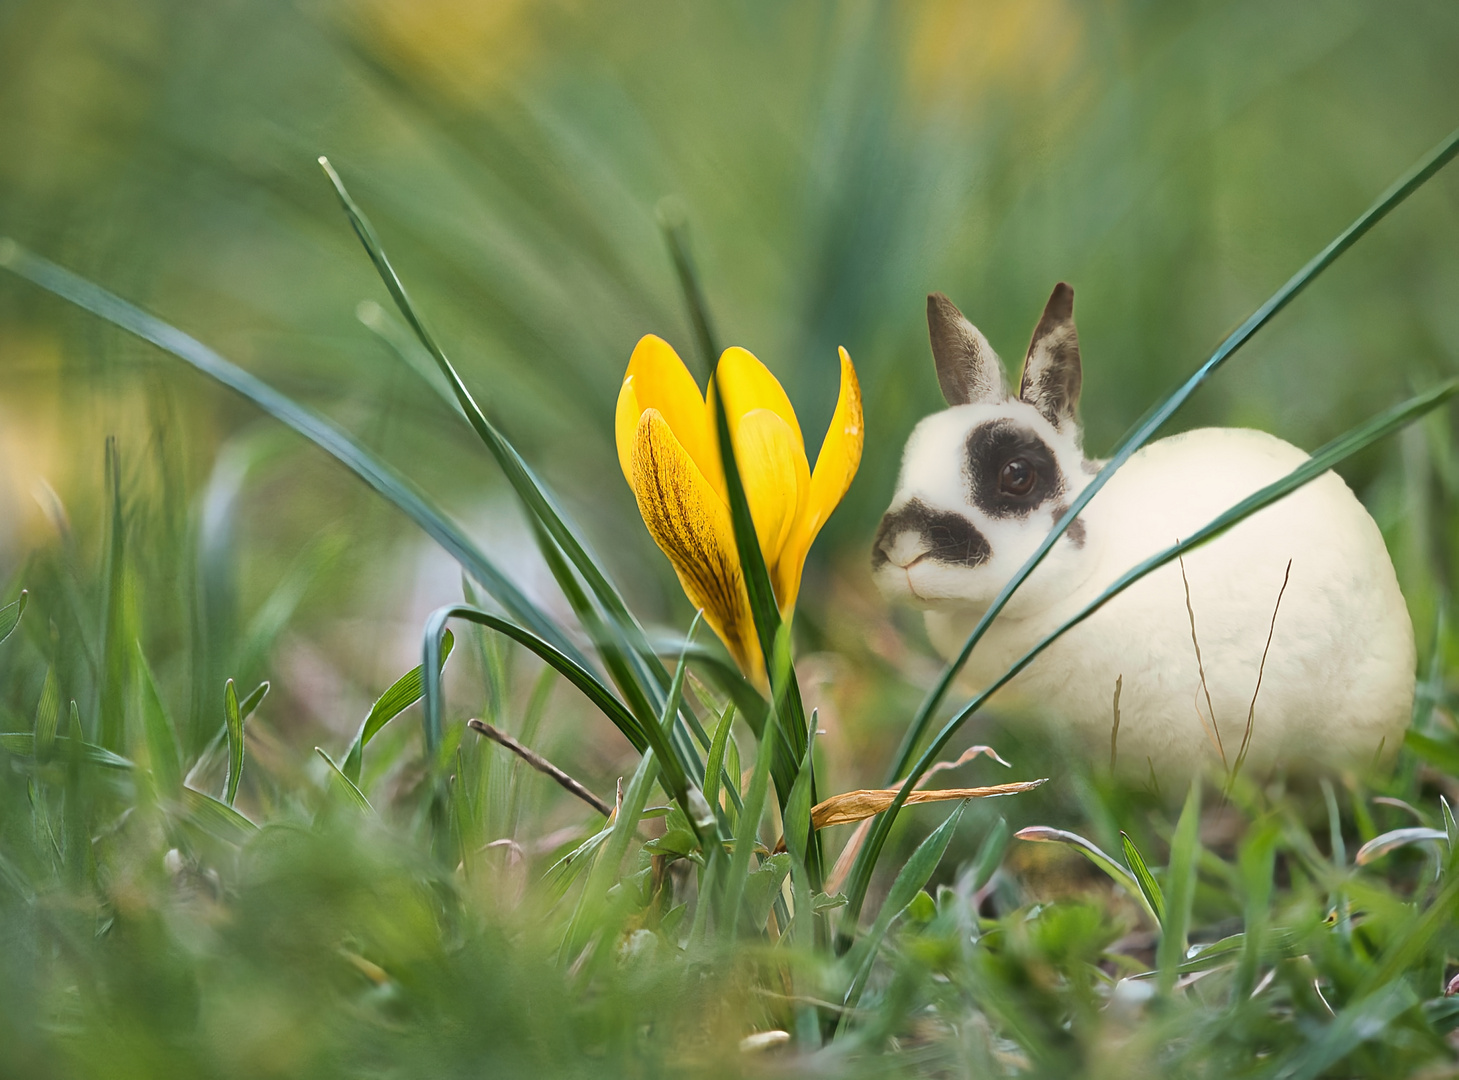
[616,335,862,681]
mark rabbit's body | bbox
[874,285,1415,778]
[922,426,1413,776]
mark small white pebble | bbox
[1110,978,1155,1010]
[739,1030,791,1053]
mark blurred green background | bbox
[1,0,1458,833]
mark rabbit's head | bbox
[873,284,1094,614]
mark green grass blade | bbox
[1157,783,1202,994]
[1265,981,1418,1080]
[887,124,1459,783]
[0,590,27,647]
[783,718,818,871]
[317,162,668,692]
[421,606,645,754]
[1014,827,1155,924]
[702,704,740,821]
[315,748,374,814]
[0,241,579,668]
[842,377,1459,928]
[223,679,244,807]
[33,666,60,762]
[0,733,135,770]
[840,800,968,1017]
[657,201,720,377]
[342,629,455,784]
[721,679,780,942]
[99,438,129,752]
[1354,826,1449,864]
[1121,832,1167,926]
[135,643,182,800]
[238,681,269,721]
[967,816,1010,894]
[180,786,258,844]
[707,341,813,879]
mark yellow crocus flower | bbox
[615,336,863,683]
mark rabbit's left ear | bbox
[1019,282,1082,430]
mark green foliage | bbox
[1,3,1459,1075]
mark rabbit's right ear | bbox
[927,292,1008,407]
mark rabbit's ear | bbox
[1019,282,1082,429]
[927,292,1008,407]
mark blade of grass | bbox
[179,786,258,844]
[0,590,27,647]
[666,217,812,874]
[341,629,455,784]
[326,163,718,785]
[223,679,244,806]
[315,748,374,814]
[1121,832,1167,926]
[0,240,579,668]
[1157,783,1202,994]
[839,800,969,1019]
[33,666,59,762]
[721,638,785,941]
[238,681,269,721]
[0,733,135,770]
[702,703,740,821]
[1354,826,1448,864]
[887,124,1459,783]
[318,163,678,707]
[657,200,720,378]
[422,605,649,759]
[1014,827,1155,924]
[135,643,182,800]
[842,377,1459,928]
[99,438,129,752]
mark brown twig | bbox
[1179,552,1228,767]
[467,719,613,817]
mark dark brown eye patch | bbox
[966,421,1063,518]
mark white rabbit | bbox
[873,284,1415,779]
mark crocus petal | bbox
[616,335,718,489]
[631,409,763,681]
[775,347,864,610]
[710,346,804,452]
[734,408,810,574]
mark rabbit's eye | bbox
[999,458,1036,496]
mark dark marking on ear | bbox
[1019,282,1082,429]
[927,292,1007,407]
[873,499,991,569]
[965,421,1064,519]
[1050,503,1086,548]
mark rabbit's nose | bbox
[872,525,930,570]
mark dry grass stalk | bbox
[821,745,1016,890]
[1179,552,1228,767]
[808,780,1048,831]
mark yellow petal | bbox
[631,409,763,681]
[734,408,810,575]
[616,335,718,489]
[775,347,864,609]
[710,346,804,452]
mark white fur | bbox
[876,401,1415,778]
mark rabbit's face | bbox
[874,284,1091,612]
